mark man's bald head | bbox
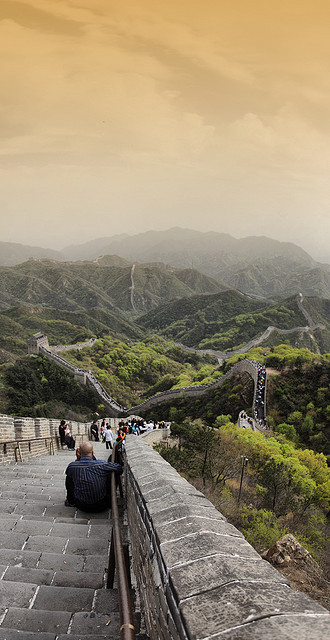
[80,442,94,457]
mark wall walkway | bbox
[0,419,328,638]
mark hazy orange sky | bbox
[1,0,329,259]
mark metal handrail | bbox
[107,441,135,639]
[1,436,57,446]
[1,436,58,462]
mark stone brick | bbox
[0,549,41,568]
[93,589,120,614]
[24,535,67,553]
[0,416,15,442]
[203,614,330,640]
[50,523,89,538]
[53,571,104,589]
[0,532,28,550]
[66,537,109,556]
[38,552,85,573]
[0,630,55,640]
[0,518,20,531]
[179,582,326,637]
[34,419,51,438]
[83,555,108,574]
[14,418,35,441]
[170,554,289,600]
[69,612,121,638]
[155,514,242,546]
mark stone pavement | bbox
[0,443,146,640]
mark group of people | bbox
[251,361,267,428]
[60,414,168,514]
[89,417,168,445]
[60,419,122,512]
[90,419,114,449]
[116,417,167,434]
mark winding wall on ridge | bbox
[36,342,262,423]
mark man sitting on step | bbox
[65,441,122,512]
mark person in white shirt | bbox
[104,425,114,450]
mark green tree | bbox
[240,508,288,553]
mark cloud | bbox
[0,1,329,260]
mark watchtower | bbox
[27,332,50,355]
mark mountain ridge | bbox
[1,229,328,299]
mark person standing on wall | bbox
[104,424,114,450]
[91,419,99,441]
[59,419,66,447]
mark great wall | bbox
[27,333,266,430]
[0,293,327,639]
[0,417,328,639]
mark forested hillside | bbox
[2,356,99,420]
[0,305,143,364]
[1,229,329,298]
[62,228,330,298]
[138,292,329,353]
[0,258,223,314]
[58,336,218,407]
[154,421,330,605]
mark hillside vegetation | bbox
[0,305,143,364]
[0,259,223,315]
[154,421,330,601]
[138,292,328,353]
[46,336,218,407]
[2,356,99,419]
[226,346,329,460]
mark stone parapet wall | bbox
[0,415,15,442]
[14,417,35,440]
[49,419,59,437]
[0,414,92,465]
[34,418,51,438]
[141,429,171,447]
[125,436,329,640]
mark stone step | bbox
[0,533,111,555]
[0,445,141,639]
[0,502,112,518]
[0,548,110,575]
[1,608,121,638]
[0,630,55,640]
[1,565,105,590]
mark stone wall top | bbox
[125,436,329,640]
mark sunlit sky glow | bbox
[1,0,329,260]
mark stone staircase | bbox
[0,443,146,640]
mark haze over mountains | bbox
[0,229,329,299]
[0,227,329,367]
